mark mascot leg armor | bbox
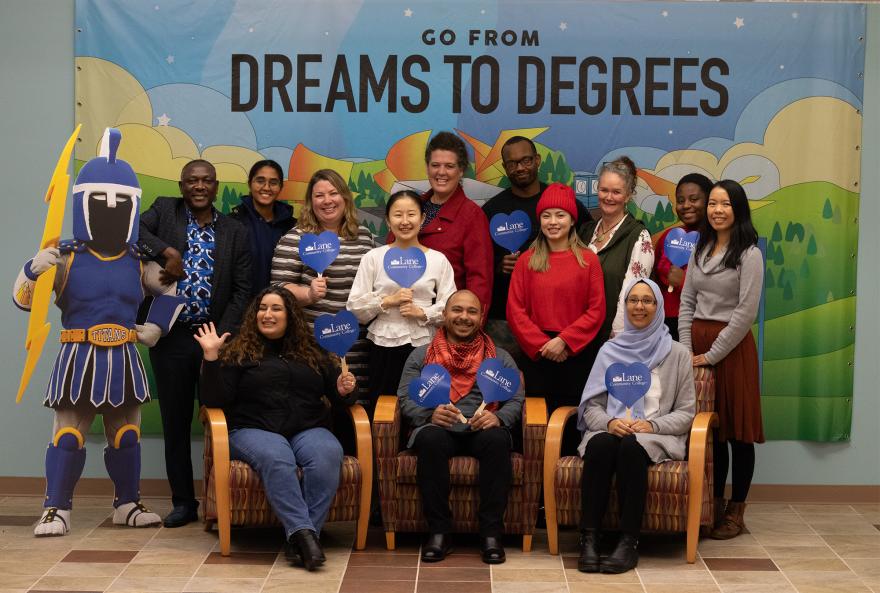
[105,423,160,527]
[35,428,86,536]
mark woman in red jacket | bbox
[390,131,493,317]
[653,173,712,340]
[507,183,606,413]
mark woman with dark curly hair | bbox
[196,286,357,570]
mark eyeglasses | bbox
[253,176,281,188]
[626,297,657,307]
[503,155,536,170]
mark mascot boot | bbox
[105,425,160,527]
[35,429,86,536]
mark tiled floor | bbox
[0,496,878,593]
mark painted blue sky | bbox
[75,0,865,171]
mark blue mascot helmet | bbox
[71,128,142,244]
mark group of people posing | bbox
[19,129,764,575]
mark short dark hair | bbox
[180,159,215,180]
[425,131,469,170]
[247,159,284,186]
[676,173,713,198]
[501,135,537,157]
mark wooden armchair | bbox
[372,395,548,552]
[200,404,372,556]
[543,366,717,563]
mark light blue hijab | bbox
[577,278,672,430]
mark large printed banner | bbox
[74,1,864,441]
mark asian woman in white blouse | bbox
[347,190,457,404]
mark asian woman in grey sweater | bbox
[678,179,764,540]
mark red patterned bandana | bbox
[425,327,497,406]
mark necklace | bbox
[595,214,626,243]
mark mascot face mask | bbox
[70,128,142,251]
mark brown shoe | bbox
[710,501,746,540]
[702,497,727,536]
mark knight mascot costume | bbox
[13,128,183,536]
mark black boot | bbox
[577,529,601,573]
[600,534,639,574]
[291,529,325,571]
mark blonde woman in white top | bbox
[347,190,456,403]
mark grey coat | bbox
[577,342,696,463]
[398,345,525,447]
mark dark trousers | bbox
[149,324,203,509]
[523,337,600,454]
[580,432,651,537]
[367,343,414,411]
[413,425,512,538]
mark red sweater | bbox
[506,247,606,360]
[388,186,493,319]
[653,224,696,319]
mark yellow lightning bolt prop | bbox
[17,125,81,403]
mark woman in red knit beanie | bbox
[507,183,607,424]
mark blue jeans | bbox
[228,427,343,538]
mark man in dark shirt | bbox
[482,137,591,359]
[138,159,251,527]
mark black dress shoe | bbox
[480,536,505,564]
[162,505,198,528]
[291,529,325,571]
[577,529,601,573]
[284,539,303,566]
[600,534,639,574]
[421,533,452,562]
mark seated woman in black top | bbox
[196,286,357,570]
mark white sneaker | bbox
[113,501,161,527]
[34,507,70,537]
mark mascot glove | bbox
[135,323,162,348]
[31,247,62,275]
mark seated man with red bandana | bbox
[397,290,524,565]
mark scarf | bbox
[577,278,672,429]
[425,327,497,408]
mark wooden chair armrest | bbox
[199,406,232,554]
[687,411,718,472]
[543,406,578,480]
[373,395,399,424]
[543,406,577,555]
[524,397,548,426]
[347,403,372,550]
[347,403,373,470]
[199,406,230,463]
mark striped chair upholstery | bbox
[372,396,548,551]
[201,404,372,556]
[544,366,717,563]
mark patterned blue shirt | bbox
[176,208,217,324]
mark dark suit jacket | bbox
[138,197,252,334]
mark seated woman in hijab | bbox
[575,278,696,574]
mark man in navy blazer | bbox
[139,159,251,527]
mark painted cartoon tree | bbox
[771,222,783,242]
[807,234,818,255]
[539,154,555,184]
[822,198,833,219]
[773,243,784,266]
[765,267,775,289]
[553,153,572,184]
